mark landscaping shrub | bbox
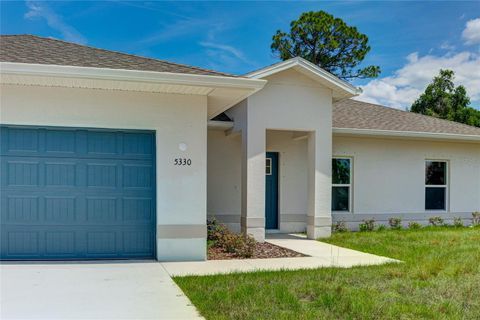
[388,217,402,230]
[207,218,256,258]
[453,217,463,228]
[333,220,348,233]
[408,221,422,230]
[472,212,480,226]
[207,217,227,242]
[236,235,256,258]
[359,219,375,232]
[218,232,242,253]
[428,216,444,226]
[219,233,256,258]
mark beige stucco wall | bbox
[333,135,480,228]
[207,130,242,231]
[208,131,480,232]
[1,84,208,261]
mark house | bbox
[1,35,479,261]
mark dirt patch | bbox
[208,242,306,260]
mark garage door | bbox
[0,126,156,260]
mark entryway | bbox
[265,152,279,229]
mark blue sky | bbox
[1,1,479,109]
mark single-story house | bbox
[1,35,479,261]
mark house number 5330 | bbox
[174,158,192,166]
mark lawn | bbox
[174,227,480,319]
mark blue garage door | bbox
[0,126,156,260]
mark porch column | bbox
[240,125,266,242]
[306,131,332,239]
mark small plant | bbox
[428,216,444,227]
[218,232,242,253]
[359,219,375,232]
[377,224,386,231]
[408,221,422,230]
[333,220,348,233]
[388,217,402,230]
[208,218,257,258]
[207,217,227,243]
[472,212,480,226]
[236,235,256,258]
[453,217,463,228]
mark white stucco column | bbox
[240,125,266,242]
[306,131,332,239]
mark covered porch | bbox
[207,127,332,241]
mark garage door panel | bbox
[1,127,154,160]
[123,197,153,221]
[45,129,76,153]
[86,163,118,188]
[6,231,40,256]
[2,224,155,259]
[5,196,40,222]
[45,162,76,186]
[0,126,155,260]
[45,231,76,256]
[6,161,40,186]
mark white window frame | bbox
[332,156,353,213]
[425,159,449,212]
[265,157,272,175]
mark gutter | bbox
[333,127,480,142]
[0,62,267,90]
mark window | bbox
[332,158,352,211]
[425,160,448,210]
[265,158,272,175]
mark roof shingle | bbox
[0,34,233,77]
[2,35,479,137]
[333,99,480,136]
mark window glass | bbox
[265,158,272,175]
[332,187,349,211]
[426,187,446,210]
[425,161,446,185]
[332,158,350,184]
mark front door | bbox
[265,152,279,229]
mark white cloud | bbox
[199,41,252,66]
[440,41,455,51]
[137,18,207,45]
[462,18,480,45]
[24,1,86,44]
[357,51,480,109]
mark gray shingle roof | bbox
[0,34,233,77]
[333,99,480,136]
[2,35,479,137]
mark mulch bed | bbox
[208,242,306,260]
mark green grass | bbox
[174,227,480,319]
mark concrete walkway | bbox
[0,261,203,320]
[162,234,398,277]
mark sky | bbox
[1,1,480,109]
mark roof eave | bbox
[333,127,480,143]
[0,62,267,119]
[0,62,266,90]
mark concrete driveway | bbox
[0,261,203,320]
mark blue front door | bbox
[265,152,279,229]
[0,126,156,260]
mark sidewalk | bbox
[161,234,398,277]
